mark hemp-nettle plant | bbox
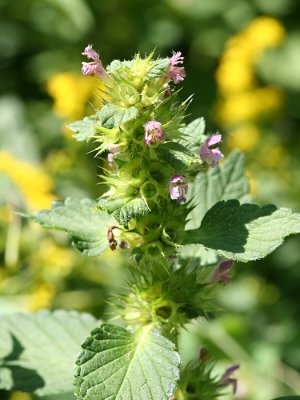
[1,46,300,400]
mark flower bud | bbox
[211,259,234,285]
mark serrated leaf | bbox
[146,58,170,80]
[114,198,150,226]
[69,116,98,142]
[99,104,138,129]
[178,117,206,152]
[0,310,97,396]
[186,150,250,230]
[74,324,180,400]
[184,200,300,262]
[156,142,201,172]
[31,198,117,256]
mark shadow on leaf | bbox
[0,333,45,392]
[185,199,277,253]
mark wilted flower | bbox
[219,364,239,394]
[144,121,165,147]
[81,45,106,78]
[199,133,224,167]
[165,52,186,84]
[107,225,117,250]
[211,259,234,285]
[169,175,188,203]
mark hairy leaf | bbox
[0,310,97,396]
[75,324,180,400]
[178,117,206,152]
[184,200,300,262]
[31,198,117,256]
[186,150,250,230]
[146,58,170,80]
[114,198,150,226]
[157,142,201,172]
[69,116,98,142]
[99,104,138,129]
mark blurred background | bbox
[0,0,300,399]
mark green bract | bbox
[6,51,300,399]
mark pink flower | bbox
[107,145,121,167]
[211,259,234,286]
[165,51,186,84]
[219,364,239,394]
[169,175,188,203]
[144,121,165,147]
[199,134,224,167]
[81,45,106,78]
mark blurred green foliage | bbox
[1,0,300,399]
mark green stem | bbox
[4,207,21,269]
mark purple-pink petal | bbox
[220,364,240,394]
[81,45,106,78]
[169,175,188,203]
[211,259,234,285]
[144,121,165,147]
[199,133,224,168]
[165,51,186,84]
[170,51,184,66]
[82,45,100,61]
[207,133,222,146]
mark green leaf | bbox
[176,244,217,266]
[184,200,300,262]
[99,104,138,129]
[178,117,206,152]
[146,58,170,80]
[114,198,150,226]
[271,398,300,400]
[0,310,97,396]
[186,150,250,230]
[74,324,180,400]
[31,198,117,256]
[69,116,98,142]
[156,142,201,172]
[106,59,134,74]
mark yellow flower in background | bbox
[47,72,105,136]
[10,392,32,400]
[258,145,289,168]
[30,238,75,279]
[0,205,10,222]
[227,124,260,152]
[245,17,285,56]
[47,72,94,119]
[216,16,285,96]
[0,151,56,210]
[28,282,56,311]
[217,87,283,125]
[216,60,253,94]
